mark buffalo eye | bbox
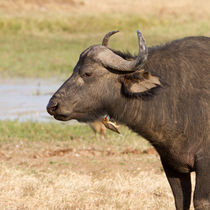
[82,72,93,78]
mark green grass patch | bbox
[0,11,209,78]
[0,15,158,34]
[0,34,86,78]
[1,19,209,78]
[0,120,150,151]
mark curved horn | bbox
[102,30,119,47]
[99,30,148,72]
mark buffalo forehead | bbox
[81,45,106,58]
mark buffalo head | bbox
[47,30,161,122]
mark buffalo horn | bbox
[102,30,119,47]
[99,30,148,72]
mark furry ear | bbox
[119,70,162,98]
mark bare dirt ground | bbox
[0,140,195,210]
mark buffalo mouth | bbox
[53,112,104,123]
[52,111,86,122]
[53,114,72,121]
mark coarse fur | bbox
[47,34,210,210]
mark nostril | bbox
[51,103,58,111]
[47,100,58,115]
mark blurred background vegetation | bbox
[0,0,209,78]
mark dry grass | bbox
[0,163,175,210]
[0,123,196,210]
[1,0,209,19]
[1,0,209,35]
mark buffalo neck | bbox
[107,92,186,152]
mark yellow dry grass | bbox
[0,136,196,210]
[0,163,174,210]
[0,162,196,210]
[0,0,210,24]
[1,0,210,20]
[1,0,209,40]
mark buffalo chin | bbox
[53,113,89,122]
[53,114,72,121]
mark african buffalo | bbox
[47,30,210,210]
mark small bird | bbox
[102,115,120,134]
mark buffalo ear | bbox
[120,70,162,97]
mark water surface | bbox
[0,78,63,122]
